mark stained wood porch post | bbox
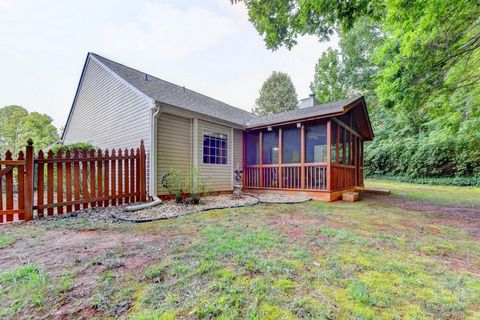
[242,131,246,188]
[326,120,332,191]
[300,124,305,189]
[24,139,34,221]
[278,128,282,189]
[259,131,263,188]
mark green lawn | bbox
[0,180,479,319]
[366,179,480,208]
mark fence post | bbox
[24,139,34,221]
[139,140,147,202]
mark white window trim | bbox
[202,129,229,166]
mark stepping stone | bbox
[342,192,359,202]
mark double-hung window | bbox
[203,130,228,165]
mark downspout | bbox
[126,104,162,211]
[150,104,162,196]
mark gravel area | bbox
[4,193,311,225]
[113,194,260,222]
[253,193,312,204]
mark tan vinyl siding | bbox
[197,120,232,192]
[233,129,243,173]
[157,113,192,195]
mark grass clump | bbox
[0,234,16,249]
[0,264,48,318]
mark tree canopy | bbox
[253,71,298,115]
[0,105,59,155]
[236,0,480,180]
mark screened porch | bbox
[243,115,365,193]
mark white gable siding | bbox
[63,57,151,152]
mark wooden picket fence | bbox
[0,139,147,224]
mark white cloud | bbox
[95,2,236,61]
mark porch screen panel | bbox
[282,126,301,164]
[305,122,327,163]
[246,132,259,165]
[331,122,337,163]
[339,126,345,164]
[262,130,279,164]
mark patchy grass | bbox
[0,234,16,249]
[366,178,480,207]
[0,182,479,319]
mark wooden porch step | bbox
[342,192,359,202]
[355,187,391,195]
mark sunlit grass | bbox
[366,178,480,207]
[1,181,480,319]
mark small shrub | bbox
[188,168,209,204]
[162,167,210,204]
[50,142,95,154]
[161,168,185,203]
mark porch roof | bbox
[246,96,374,140]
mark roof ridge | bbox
[89,52,255,118]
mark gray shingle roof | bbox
[246,96,363,128]
[89,53,366,131]
[90,53,256,126]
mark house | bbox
[62,53,373,201]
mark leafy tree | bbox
[232,0,383,50]
[235,0,480,179]
[310,17,384,104]
[310,49,348,103]
[253,71,298,115]
[0,106,59,155]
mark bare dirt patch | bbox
[363,193,480,239]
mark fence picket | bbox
[47,150,54,216]
[65,150,72,213]
[97,150,103,207]
[81,150,89,209]
[124,149,130,204]
[56,150,64,215]
[89,150,96,208]
[111,149,117,206]
[73,150,81,211]
[17,151,25,220]
[5,151,14,222]
[104,149,110,207]
[135,148,140,202]
[37,151,45,217]
[118,149,123,205]
[130,148,135,203]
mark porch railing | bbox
[244,163,328,191]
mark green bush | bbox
[366,175,480,187]
[161,168,185,203]
[50,142,95,154]
[161,168,209,204]
[365,133,480,180]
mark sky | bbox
[0,0,337,128]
